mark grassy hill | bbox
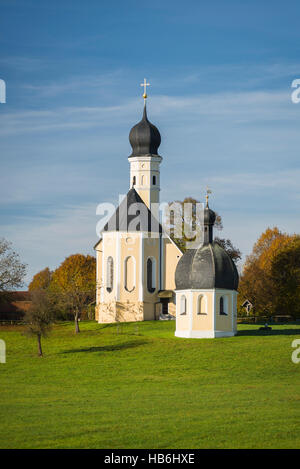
[0,321,300,449]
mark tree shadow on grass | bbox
[237,328,300,337]
[60,340,148,354]
[75,323,114,333]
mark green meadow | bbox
[0,321,300,449]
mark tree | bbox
[165,197,222,252]
[238,227,299,317]
[164,197,241,263]
[24,289,55,357]
[271,237,300,318]
[0,238,27,291]
[214,237,242,264]
[28,267,52,292]
[50,254,96,333]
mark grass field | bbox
[0,320,300,449]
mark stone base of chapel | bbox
[175,330,236,339]
[96,301,159,323]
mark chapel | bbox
[94,86,182,323]
[94,83,238,337]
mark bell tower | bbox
[128,79,162,209]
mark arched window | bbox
[180,295,187,315]
[106,256,113,292]
[124,256,136,292]
[197,295,206,314]
[132,176,136,185]
[220,296,227,315]
[153,175,156,185]
[147,257,156,293]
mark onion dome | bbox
[175,199,239,291]
[129,104,161,157]
[175,242,239,290]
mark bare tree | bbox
[24,290,55,357]
[0,238,27,291]
[57,289,95,334]
[214,237,242,263]
[165,197,223,252]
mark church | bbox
[94,82,239,338]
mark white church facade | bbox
[94,85,238,337]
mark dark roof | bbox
[0,291,30,301]
[175,242,239,291]
[129,104,161,157]
[102,187,162,233]
[204,206,216,225]
[93,238,102,249]
[0,291,31,317]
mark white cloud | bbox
[21,69,125,98]
[0,88,297,138]
[0,56,45,72]
[2,203,99,285]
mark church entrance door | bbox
[161,298,169,315]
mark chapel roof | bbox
[175,242,239,291]
[102,187,163,234]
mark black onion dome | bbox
[175,200,238,291]
[204,205,216,225]
[129,104,161,157]
[175,242,239,291]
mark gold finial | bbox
[206,187,212,207]
[140,78,150,101]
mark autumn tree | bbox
[24,289,55,357]
[238,227,299,317]
[28,267,52,292]
[0,238,27,292]
[271,237,300,318]
[50,254,96,333]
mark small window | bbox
[141,175,144,185]
[153,175,156,185]
[180,295,187,315]
[220,296,227,315]
[147,258,156,293]
[197,295,206,314]
[132,176,136,185]
[124,256,135,292]
[106,256,113,292]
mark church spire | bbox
[203,188,216,245]
[128,81,161,158]
[128,79,162,209]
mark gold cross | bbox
[140,78,150,100]
[206,186,212,206]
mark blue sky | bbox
[1,0,300,284]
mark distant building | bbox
[0,291,31,321]
[242,299,253,315]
